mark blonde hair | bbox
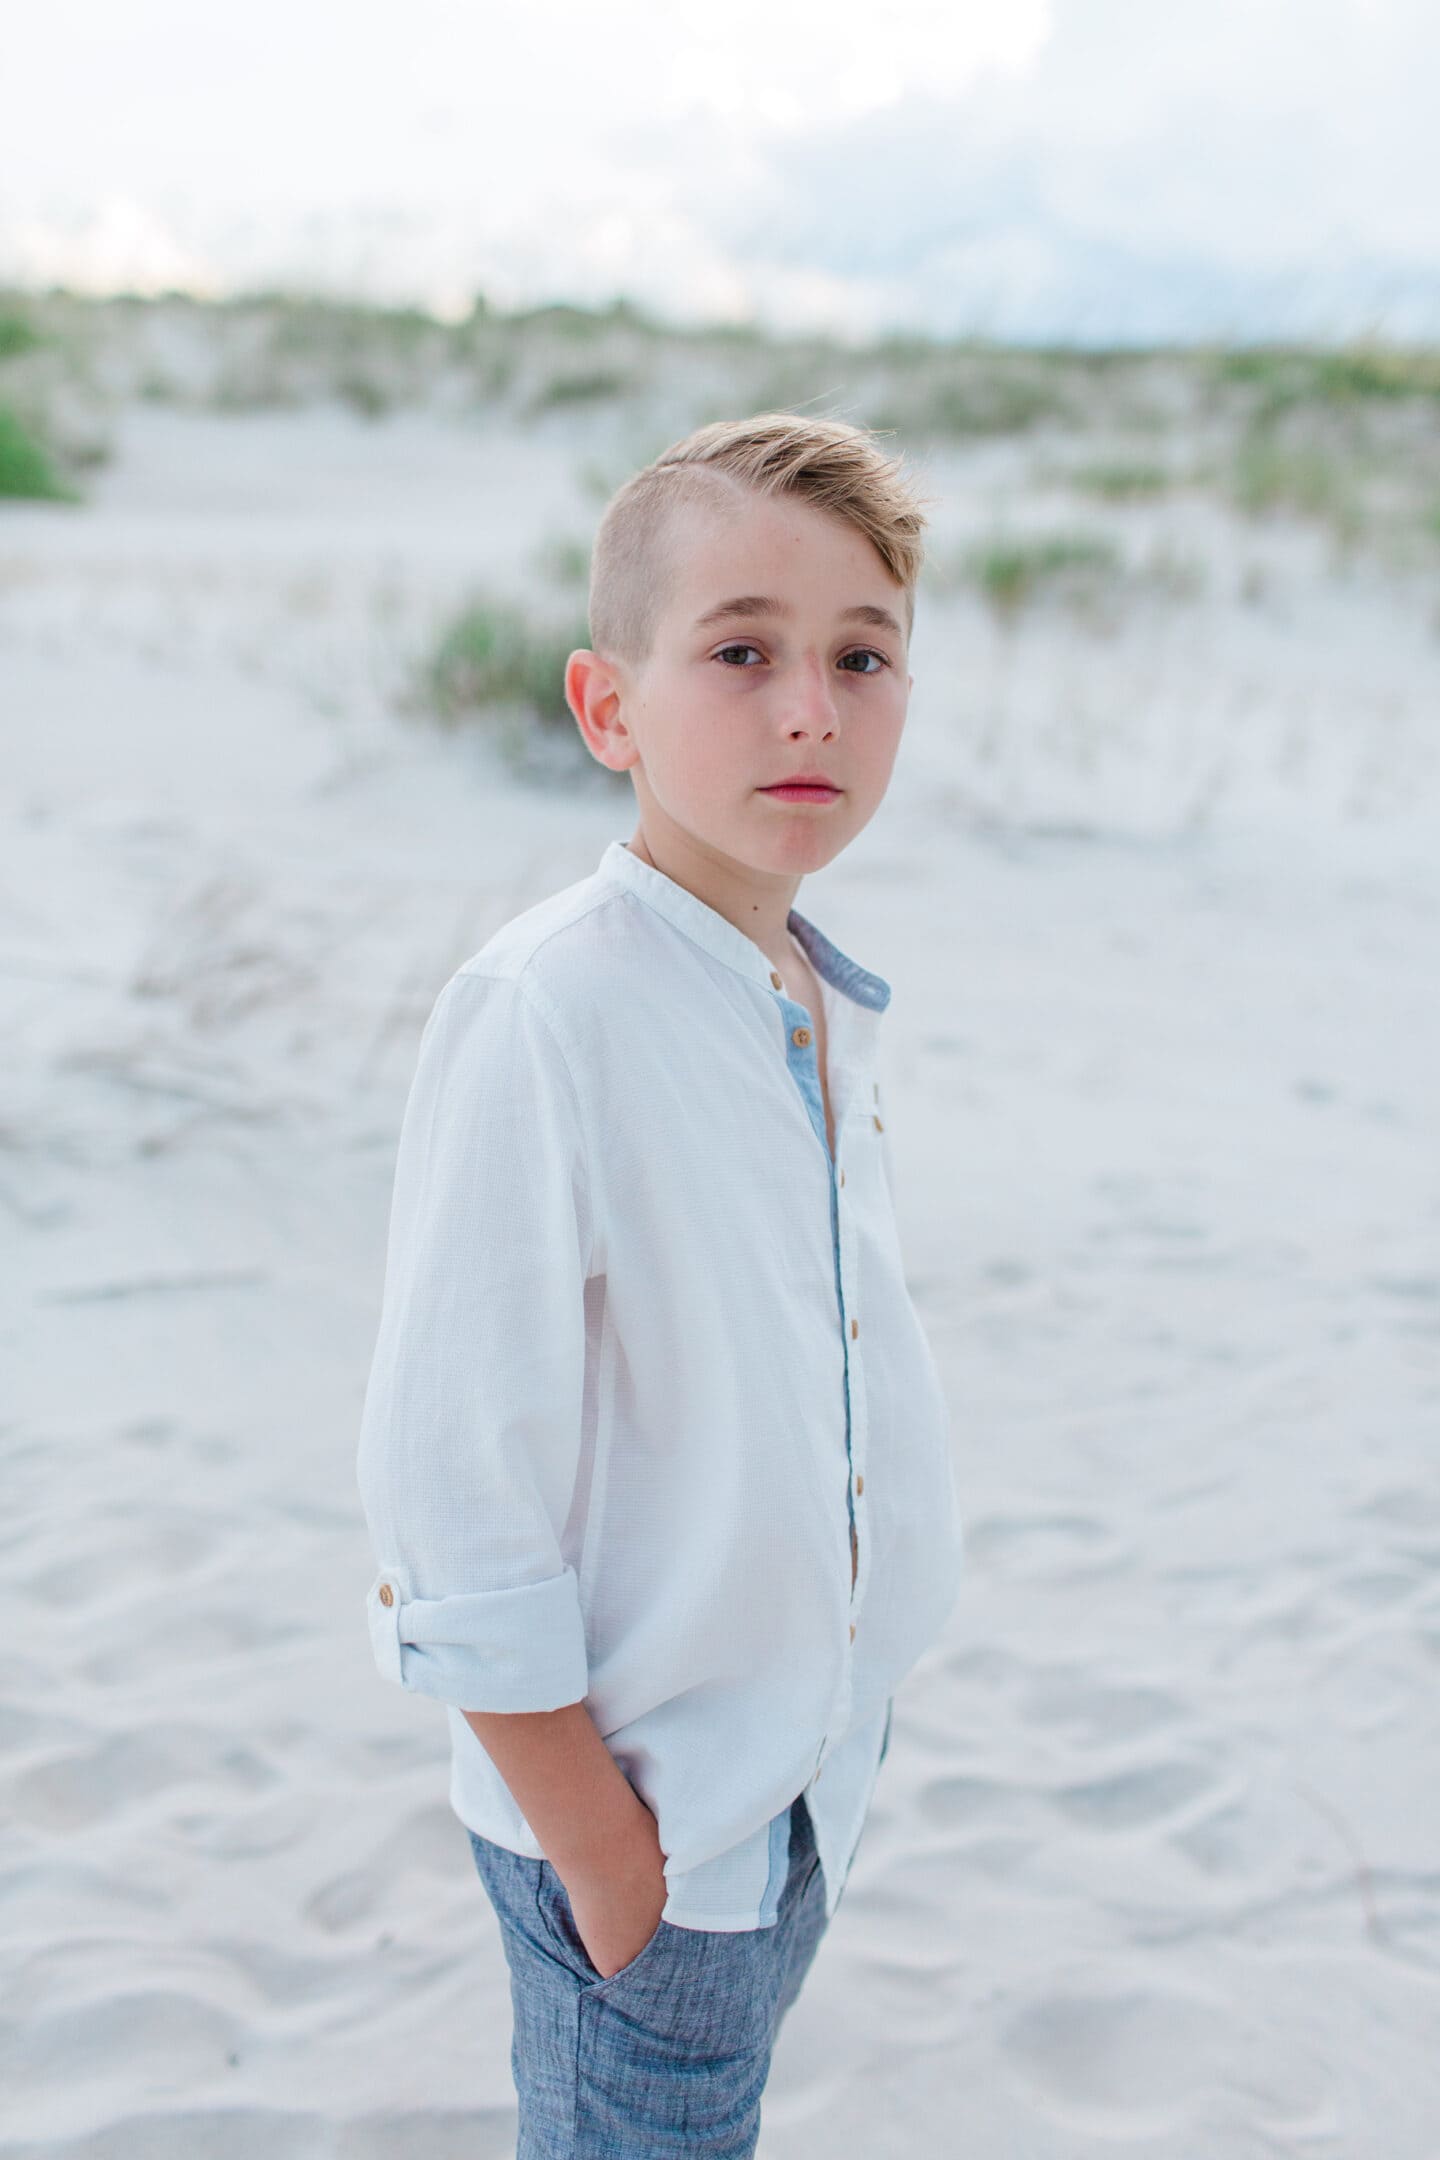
[587,412,933,673]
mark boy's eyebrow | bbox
[691,594,904,638]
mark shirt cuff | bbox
[366,1561,589,1711]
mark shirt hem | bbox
[660,1903,781,1933]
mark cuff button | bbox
[377,1583,395,1607]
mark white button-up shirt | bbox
[357,837,965,1930]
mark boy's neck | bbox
[624,829,804,980]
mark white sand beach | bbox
[3,321,1440,2156]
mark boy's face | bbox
[569,489,913,883]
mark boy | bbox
[356,412,966,2157]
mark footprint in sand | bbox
[12,1726,280,1831]
[1020,1672,1183,1745]
[1050,1757,1219,1832]
[304,1803,464,1933]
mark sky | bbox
[4,0,1439,343]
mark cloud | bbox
[1,0,1437,337]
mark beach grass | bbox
[417,597,582,726]
[525,366,645,415]
[954,531,1123,619]
[409,590,639,788]
[0,307,48,362]
[1063,459,1176,500]
[0,402,80,500]
[1225,434,1366,547]
[531,534,592,591]
[1211,341,1440,417]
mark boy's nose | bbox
[781,653,840,727]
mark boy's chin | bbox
[736,819,850,874]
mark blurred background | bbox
[3,5,1438,2157]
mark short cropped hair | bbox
[588,412,933,674]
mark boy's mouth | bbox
[760,779,842,801]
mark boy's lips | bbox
[760,778,842,796]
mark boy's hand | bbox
[559,1814,669,1980]
[459,1699,672,1977]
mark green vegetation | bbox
[1024,342,1154,372]
[420,597,582,725]
[870,329,942,367]
[1226,436,1365,547]
[1065,460,1174,500]
[0,308,46,361]
[3,290,1437,590]
[334,371,393,420]
[261,294,445,359]
[509,297,661,341]
[0,403,78,499]
[412,593,627,786]
[525,367,641,414]
[959,531,1122,619]
[871,362,1076,441]
[531,533,592,590]
[0,298,79,497]
[936,371,1075,436]
[1211,341,1440,418]
[930,526,1209,616]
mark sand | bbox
[3,394,1438,2158]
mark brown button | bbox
[849,1622,856,1641]
[770,969,782,988]
[792,1025,811,1047]
[873,1114,884,1132]
[855,1473,864,1495]
[850,1317,858,1339]
[377,1583,394,1607]
[839,1168,845,1187]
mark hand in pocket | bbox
[558,1825,670,1980]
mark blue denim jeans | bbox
[467,1789,830,2158]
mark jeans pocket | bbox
[469,1830,543,1926]
[535,1860,671,1990]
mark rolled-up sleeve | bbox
[356,966,595,1713]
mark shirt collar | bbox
[599,838,891,1013]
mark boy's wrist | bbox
[546,1779,660,1880]
[460,1698,662,1880]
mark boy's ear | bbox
[565,648,613,724]
[566,648,637,774]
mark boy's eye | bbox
[713,643,889,673]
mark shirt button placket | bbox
[777,973,866,1789]
[839,1121,867,1669]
